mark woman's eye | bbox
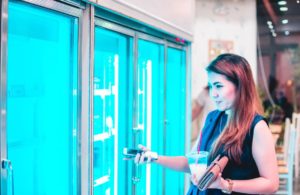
[216,85,223,89]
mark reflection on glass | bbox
[7,2,78,195]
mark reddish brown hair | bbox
[206,53,263,163]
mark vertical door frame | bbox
[162,43,168,195]
[132,31,139,195]
[184,44,192,194]
[89,5,95,195]
[80,3,91,195]
[0,0,9,193]
[0,0,83,195]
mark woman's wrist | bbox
[221,179,233,194]
[153,154,160,163]
[219,178,228,190]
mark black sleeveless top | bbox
[187,111,268,195]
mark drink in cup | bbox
[186,151,209,183]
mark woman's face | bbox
[207,71,237,112]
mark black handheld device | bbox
[123,148,143,158]
[123,147,158,161]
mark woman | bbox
[135,53,279,194]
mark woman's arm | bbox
[209,120,279,193]
[135,145,190,173]
[155,155,190,173]
[231,120,279,193]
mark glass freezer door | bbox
[165,47,186,195]
[132,39,165,195]
[3,2,79,195]
[93,25,133,195]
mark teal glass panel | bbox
[133,39,164,195]
[7,2,78,195]
[165,47,186,194]
[93,26,133,195]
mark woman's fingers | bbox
[191,174,197,185]
[138,144,149,151]
[132,145,155,164]
[136,150,152,164]
[134,150,147,164]
[139,153,146,164]
[134,153,141,164]
[147,155,152,163]
[207,172,224,189]
[192,174,200,185]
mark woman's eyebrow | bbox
[212,81,222,85]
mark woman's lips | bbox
[215,101,222,105]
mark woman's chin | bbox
[217,107,225,111]
[216,105,231,112]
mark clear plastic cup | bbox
[186,151,209,183]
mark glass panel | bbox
[133,39,164,195]
[93,26,133,195]
[165,47,186,195]
[7,2,78,195]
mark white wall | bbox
[192,0,257,98]
[90,0,195,40]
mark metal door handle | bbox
[164,120,170,125]
[2,159,14,195]
[132,127,143,184]
[2,159,12,170]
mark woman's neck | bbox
[224,109,232,127]
[225,109,232,117]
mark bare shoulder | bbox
[252,119,276,161]
[254,119,269,130]
[253,119,272,140]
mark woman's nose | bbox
[210,89,218,98]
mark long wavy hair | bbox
[207,53,263,163]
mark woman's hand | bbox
[207,173,227,190]
[134,144,156,164]
[190,173,226,188]
[190,173,199,185]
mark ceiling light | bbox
[297,0,300,3]
[285,31,290,35]
[269,24,274,29]
[282,19,288,24]
[278,1,287,5]
[267,21,272,25]
[272,32,277,37]
[280,7,288,11]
